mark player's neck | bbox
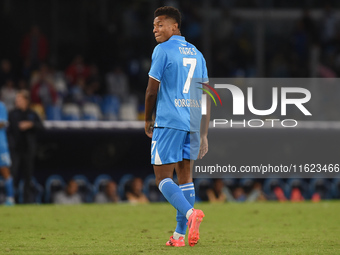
[173,30,181,36]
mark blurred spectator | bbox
[206,179,227,203]
[272,187,287,201]
[247,182,267,201]
[65,55,90,85]
[7,90,43,203]
[0,60,14,88]
[221,182,265,202]
[106,66,129,100]
[94,181,120,203]
[68,77,86,105]
[232,187,247,201]
[1,80,17,111]
[53,179,82,204]
[49,68,68,105]
[290,188,305,202]
[30,64,58,108]
[20,25,48,70]
[126,177,149,204]
[85,64,102,102]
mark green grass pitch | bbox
[0,202,339,254]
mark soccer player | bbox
[145,6,210,247]
[0,100,15,206]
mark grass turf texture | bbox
[0,202,339,255]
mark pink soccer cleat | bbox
[187,209,205,247]
[166,235,185,247]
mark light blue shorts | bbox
[151,127,200,165]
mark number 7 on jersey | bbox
[182,58,197,94]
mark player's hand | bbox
[145,120,154,138]
[198,136,208,159]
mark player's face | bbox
[153,15,177,43]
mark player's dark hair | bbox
[154,6,181,30]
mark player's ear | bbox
[172,22,178,31]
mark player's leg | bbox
[154,164,193,247]
[0,151,14,205]
[152,127,195,246]
[172,159,195,240]
[154,164,194,220]
[180,132,204,247]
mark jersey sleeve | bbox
[148,45,167,82]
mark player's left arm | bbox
[198,56,210,159]
[144,77,160,138]
[199,87,211,159]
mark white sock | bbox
[173,232,185,240]
[186,208,194,220]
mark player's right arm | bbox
[145,45,167,138]
[144,77,160,138]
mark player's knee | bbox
[155,176,166,187]
[176,168,192,185]
[154,165,174,186]
[155,174,173,187]
[177,175,192,185]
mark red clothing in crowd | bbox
[31,80,57,105]
[65,63,90,85]
[20,33,48,62]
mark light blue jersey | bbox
[0,102,8,148]
[148,35,208,132]
[0,102,10,167]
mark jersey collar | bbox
[169,35,186,42]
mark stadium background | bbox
[1,0,340,203]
